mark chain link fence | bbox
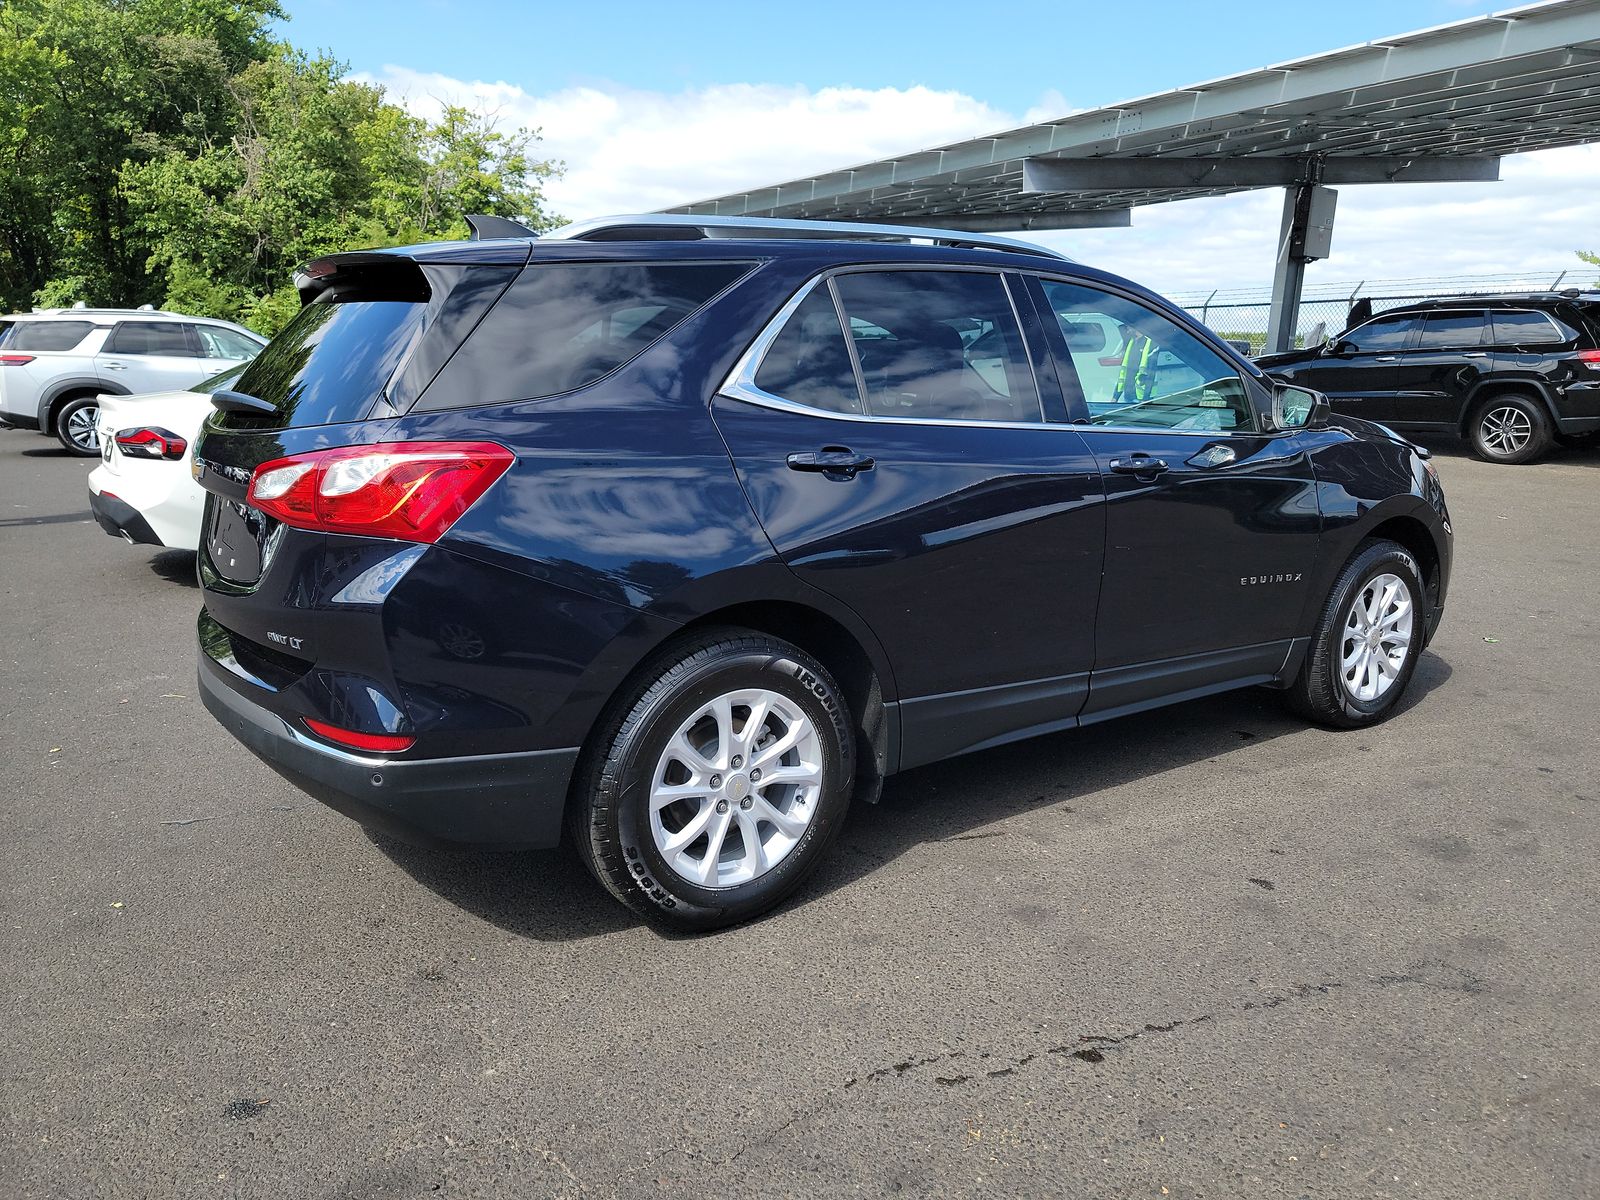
[1172,269,1593,356]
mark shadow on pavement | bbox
[371,650,1452,942]
[147,549,198,588]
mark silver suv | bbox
[0,306,265,456]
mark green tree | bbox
[0,0,559,332]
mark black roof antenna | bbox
[465,214,538,241]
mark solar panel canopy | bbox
[666,0,1600,231]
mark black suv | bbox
[194,215,1452,930]
[1258,291,1600,464]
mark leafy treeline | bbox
[0,0,560,332]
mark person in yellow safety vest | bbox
[1114,331,1158,402]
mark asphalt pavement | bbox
[2,424,1598,1199]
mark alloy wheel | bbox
[1340,572,1414,703]
[65,404,100,453]
[1479,405,1532,457]
[648,688,822,888]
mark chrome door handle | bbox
[102,361,126,370]
[1374,356,1398,362]
[1464,352,1488,358]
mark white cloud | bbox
[360,65,1599,298]
[360,66,1015,219]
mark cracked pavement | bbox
[2,427,1598,1198]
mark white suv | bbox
[0,306,264,456]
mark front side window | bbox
[1039,279,1255,432]
[1342,315,1418,353]
[1490,310,1568,347]
[196,325,263,360]
[832,270,1041,423]
[7,320,95,352]
[105,321,192,356]
[1416,312,1487,350]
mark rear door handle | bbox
[786,447,875,478]
[1464,351,1488,358]
[1374,355,1399,362]
[1109,455,1169,478]
[102,361,126,370]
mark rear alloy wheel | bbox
[54,396,103,457]
[1285,539,1426,728]
[571,630,854,931]
[1468,394,1551,464]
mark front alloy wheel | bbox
[1286,539,1426,728]
[1338,572,1413,703]
[571,630,855,931]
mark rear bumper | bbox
[199,653,578,850]
[0,412,41,431]
[89,487,163,546]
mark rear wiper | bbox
[211,389,276,416]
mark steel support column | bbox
[1266,166,1336,355]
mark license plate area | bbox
[206,497,270,584]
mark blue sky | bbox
[281,1,1490,116]
[278,2,1598,297]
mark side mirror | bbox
[1273,384,1330,431]
[1324,338,1353,357]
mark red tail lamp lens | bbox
[246,442,515,543]
[114,427,188,460]
[0,354,36,366]
[302,718,415,754]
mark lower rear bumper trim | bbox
[199,657,577,850]
[89,488,163,546]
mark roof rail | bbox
[541,213,1072,261]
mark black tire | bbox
[569,629,855,932]
[1466,393,1552,465]
[53,394,102,457]
[1285,539,1426,729]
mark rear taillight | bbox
[302,718,415,754]
[0,354,35,366]
[1576,349,1600,367]
[246,441,514,544]
[114,427,188,460]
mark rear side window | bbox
[419,261,751,409]
[1490,310,1567,347]
[752,287,864,415]
[230,299,424,428]
[1416,312,1486,349]
[7,320,95,352]
[833,270,1041,423]
[106,321,194,356]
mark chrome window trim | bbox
[720,263,1050,429]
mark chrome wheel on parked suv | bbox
[1467,394,1553,465]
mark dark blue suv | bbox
[194,215,1452,930]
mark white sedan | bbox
[86,364,242,551]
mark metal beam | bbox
[1021,155,1501,193]
[854,210,1132,232]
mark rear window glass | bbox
[418,261,751,409]
[228,298,424,428]
[6,320,95,352]
[753,287,863,415]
